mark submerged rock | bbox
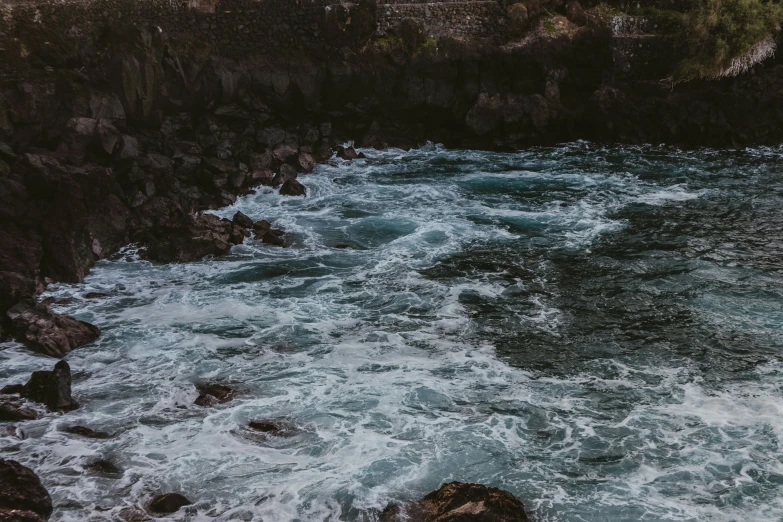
[85,459,122,476]
[380,482,529,522]
[5,301,100,358]
[21,361,78,412]
[193,383,235,407]
[248,420,298,437]
[253,220,286,246]
[0,399,38,421]
[0,459,53,522]
[335,145,359,160]
[63,426,112,439]
[231,211,254,229]
[147,493,192,515]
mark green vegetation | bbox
[675,0,782,80]
[543,18,557,34]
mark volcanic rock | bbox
[21,360,78,412]
[0,459,53,522]
[5,301,100,358]
[380,482,529,522]
[147,493,192,515]
[193,383,235,407]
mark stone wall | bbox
[377,1,507,38]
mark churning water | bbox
[2,143,783,521]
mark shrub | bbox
[675,0,783,80]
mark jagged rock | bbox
[232,211,254,229]
[565,0,587,26]
[380,482,529,522]
[250,169,275,186]
[0,384,24,395]
[0,143,16,162]
[6,301,100,358]
[141,213,246,263]
[118,507,151,522]
[63,426,112,439]
[279,179,306,197]
[0,459,53,522]
[248,420,298,437]
[253,221,286,247]
[84,292,109,299]
[0,399,38,421]
[336,146,359,160]
[273,142,298,163]
[147,493,192,515]
[193,383,235,407]
[21,361,78,412]
[272,164,298,187]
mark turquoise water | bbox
[2,143,783,521]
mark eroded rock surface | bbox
[21,360,78,412]
[0,459,53,522]
[6,301,99,358]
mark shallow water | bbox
[2,143,783,521]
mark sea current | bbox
[2,143,782,521]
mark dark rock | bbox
[141,212,243,263]
[380,482,528,522]
[253,220,287,247]
[193,383,235,407]
[147,493,192,515]
[0,399,38,421]
[0,384,24,395]
[118,507,151,522]
[250,169,275,186]
[248,420,298,437]
[272,164,298,187]
[0,142,16,163]
[273,142,298,163]
[63,426,112,439]
[6,300,100,358]
[279,179,306,197]
[336,146,359,160]
[0,459,53,522]
[296,152,315,173]
[231,211,254,229]
[565,0,587,26]
[84,292,109,299]
[21,361,78,412]
[85,459,122,475]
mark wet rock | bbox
[273,142,299,163]
[0,399,39,421]
[250,169,275,186]
[231,211,254,229]
[0,142,17,163]
[253,221,286,247]
[84,292,109,299]
[279,179,306,197]
[6,300,100,358]
[63,426,112,439]
[0,384,24,395]
[141,212,245,263]
[21,360,78,412]
[380,482,529,522]
[272,164,298,187]
[147,493,192,515]
[193,383,235,407]
[0,459,53,522]
[248,420,298,437]
[85,459,122,476]
[335,145,359,160]
[118,507,151,522]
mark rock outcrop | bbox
[381,482,529,522]
[5,301,100,358]
[21,361,79,412]
[0,459,53,522]
[193,383,235,407]
[147,493,192,515]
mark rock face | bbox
[21,361,78,412]
[147,493,192,515]
[380,482,529,522]
[5,301,100,358]
[0,459,53,522]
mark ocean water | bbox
[2,142,783,521]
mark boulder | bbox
[0,384,24,395]
[565,0,587,26]
[231,211,254,229]
[147,493,192,515]
[193,383,235,407]
[296,152,315,173]
[272,142,298,163]
[85,460,122,475]
[279,179,306,197]
[380,482,529,522]
[21,361,78,412]
[253,221,286,247]
[272,164,297,187]
[0,459,53,522]
[335,146,359,160]
[249,169,275,186]
[141,213,245,263]
[5,301,100,358]
[63,426,112,439]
